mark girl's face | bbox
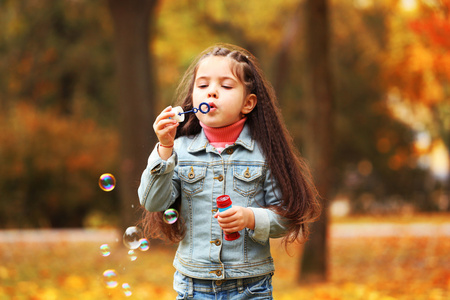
[192,56,256,128]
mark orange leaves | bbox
[386,43,444,105]
[384,3,450,106]
[0,103,119,227]
[409,13,450,50]
[270,218,450,300]
[0,103,118,176]
[62,274,87,292]
[0,219,449,299]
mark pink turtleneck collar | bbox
[199,117,247,150]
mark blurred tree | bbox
[0,0,437,229]
[0,0,116,122]
[383,1,450,192]
[0,104,119,228]
[299,0,333,283]
[0,0,120,228]
[330,1,429,211]
[107,0,159,229]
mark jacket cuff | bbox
[149,144,176,175]
[247,207,270,245]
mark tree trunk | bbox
[300,0,334,283]
[107,0,159,230]
[273,3,302,94]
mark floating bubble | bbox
[163,208,179,224]
[123,226,143,250]
[139,238,150,251]
[100,244,111,257]
[122,283,132,297]
[99,173,116,192]
[128,250,137,261]
[103,269,118,288]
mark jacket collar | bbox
[188,123,254,153]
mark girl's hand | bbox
[153,106,179,159]
[214,206,255,233]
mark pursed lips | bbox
[208,101,217,111]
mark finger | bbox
[223,228,240,234]
[217,212,239,222]
[155,118,178,129]
[155,106,175,122]
[154,118,178,133]
[220,223,238,231]
[223,225,243,233]
[157,106,173,118]
[217,208,237,218]
[157,123,179,139]
[218,218,240,228]
[155,112,176,126]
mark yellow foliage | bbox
[154,0,300,95]
[63,275,87,291]
[0,220,449,299]
[37,287,59,300]
[0,103,119,227]
[384,4,450,105]
[409,44,433,73]
[0,103,118,176]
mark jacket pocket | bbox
[179,165,207,196]
[233,166,263,197]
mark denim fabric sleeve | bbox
[137,144,181,212]
[246,207,270,244]
[246,168,290,245]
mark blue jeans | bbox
[173,271,273,299]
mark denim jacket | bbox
[138,124,289,280]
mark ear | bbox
[241,94,257,115]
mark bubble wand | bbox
[171,102,210,122]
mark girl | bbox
[138,44,321,299]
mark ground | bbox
[0,213,449,299]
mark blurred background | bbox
[0,0,449,299]
[1,0,448,228]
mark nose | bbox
[208,91,218,99]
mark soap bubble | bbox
[139,238,150,251]
[100,244,111,257]
[128,250,137,261]
[99,173,116,192]
[103,269,118,288]
[163,208,179,224]
[123,226,143,250]
[122,283,132,297]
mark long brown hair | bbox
[140,44,321,244]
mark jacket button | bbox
[209,269,223,276]
[226,148,234,155]
[217,175,224,181]
[244,167,251,178]
[210,239,221,246]
[188,166,195,179]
